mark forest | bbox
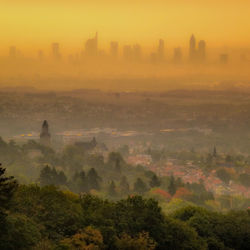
[0,135,249,249]
[0,165,249,250]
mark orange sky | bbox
[0,0,250,53]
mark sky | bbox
[0,0,250,53]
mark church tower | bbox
[40,120,51,146]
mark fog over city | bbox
[0,1,250,250]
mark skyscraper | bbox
[52,43,61,61]
[85,32,98,57]
[158,39,165,61]
[189,34,196,62]
[198,40,206,62]
[40,120,51,146]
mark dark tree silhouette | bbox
[108,180,117,197]
[168,175,176,196]
[119,176,130,195]
[134,178,148,194]
[150,174,161,188]
[87,168,101,191]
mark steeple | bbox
[40,120,51,146]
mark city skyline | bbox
[2,34,248,65]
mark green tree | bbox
[0,164,18,246]
[59,226,104,250]
[107,152,124,174]
[239,173,250,187]
[0,164,18,214]
[108,181,117,197]
[134,178,148,195]
[0,214,41,250]
[119,176,130,195]
[216,169,231,184]
[12,185,83,240]
[87,168,101,191]
[213,146,217,158]
[39,165,53,186]
[161,217,206,250]
[57,171,67,186]
[39,166,67,187]
[115,232,156,250]
[149,174,161,188]
[168,175,176,196]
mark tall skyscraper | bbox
[158,39,165,61]
[40,120,51,146]
[198,40,206,62]
[85,32,98,57]
[189,34,196,62]
[110,41,118,58]
[173,47,182,63]
[52,43,61,61]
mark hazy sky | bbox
[1,0,250,52]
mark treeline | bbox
[38,164,215,207]
[1,137,248,210]
[0,166,249,250]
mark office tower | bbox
[198,40,206,62]
[220,54,228,64]
[173,47,182,63]
[9,46,17,59]
[85,32,98,57]
[189,34,196,61]
[110,41,119,58]
[158,39,165,61]
[52,43,61,60]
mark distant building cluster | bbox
[6,34,242,65]
[189,34,206,63]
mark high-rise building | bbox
[52,43,61,60]
[40,120,51,146]
[110,41,118,58]
[158,39,165,61]
[189,34,196,61]
[198,40,206,62]
[173,47,182,63]
[85,32,98,57]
